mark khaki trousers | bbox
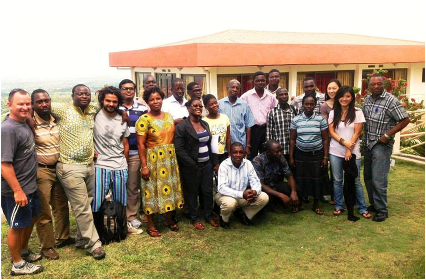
[215,192,269,223]
[35,166,70,250]
[126,154,141,222]
[56,162,101,253]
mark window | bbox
[216,73,288,99]
[422,68,425,83]
[135,72,151,100]
[156,73,176,98]
[297,71,355,96]
[181,74,206,99]
[361,69,407,94]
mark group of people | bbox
[1,69,409,275]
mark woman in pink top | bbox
[328,86,371,219]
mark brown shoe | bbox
[41,248,59,260]
[193,222,205,230]
[92,247,106,260]
[208,219,219,227]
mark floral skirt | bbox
[142,144,184,215]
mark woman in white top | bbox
[328,86,371,219]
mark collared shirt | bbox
[33,112,60,165]
[162,95,188,120]
[266,104,298,155]
[119,102,148,156]
[51,104,97,164]
[265,84,281,97]
[241,88,277,125]
[217,158,261,199]
[290,112,328,152]
[362,91,409,150]
[218,97,255,148]
[291,92,325,114]
[252,152,292,187]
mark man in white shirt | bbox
[215,142,269,229]
[265,69,281,97]
[162,78,188,124]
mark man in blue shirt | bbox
[218,80,255,156]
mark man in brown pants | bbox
[31,89,72,260]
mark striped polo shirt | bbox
[290,112,328,152]
[34,112,60,165]
[197,130,210,162]
[119,102,148,156]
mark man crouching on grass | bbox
[1,89,44,276]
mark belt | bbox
[38,163,57,169]
[254,124,267,128]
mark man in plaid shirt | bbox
[363,74,409,222]
[266,88,298,164]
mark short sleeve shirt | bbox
[203,114,230,154]
[252,152,292,187]
[329,109,365,159]
[290,112,328,152]
[1,117,38,197]
[94,110,130,170]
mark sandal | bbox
[333,208,345,216]
[312,208,324,215]
[361,212,372,219]
[147,229,161,237]
[164,222,179,232]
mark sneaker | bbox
[11,261,43,276]
[41,248,59,260]
[127,222,143,234]
[130,219,142,228]
[21,249,42,263]
[91,247,106,260]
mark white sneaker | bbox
[11,261,43,276]
[130,219,142,229]
[127,222,143,235]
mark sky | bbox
[1,0,425,82]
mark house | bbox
[109,29,425,101]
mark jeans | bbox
[329,155,368,214]
[363,143,392,213]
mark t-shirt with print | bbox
[1,116,38,197]
[204,114,230,154]
[328,109,365,159]
[94,110,130,170]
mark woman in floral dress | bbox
[136,86,183,237]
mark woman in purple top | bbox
[328,86,371,219]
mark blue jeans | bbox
[329,155,368,214]
[363,143,392,213]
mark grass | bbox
[1,159,424,278]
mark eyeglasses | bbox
[191,104,204,108]
[121,87,135,91]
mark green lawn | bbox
[1,159,424,279]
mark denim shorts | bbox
[1,190,41,229]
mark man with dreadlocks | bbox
[91,86,131,226]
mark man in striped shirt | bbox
[291,77,325,114]
[32,89,71,260]
[118,79,148,232]
[215,142,269,229]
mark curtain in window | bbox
[217,76,239,99]
[296,73,306,96]
[336,71,354,86]
[395,69,407,81]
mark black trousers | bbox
[248,124,266,160]
[269,181,302,207]
[181,161,214,223]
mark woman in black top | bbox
[174,98,219,230]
